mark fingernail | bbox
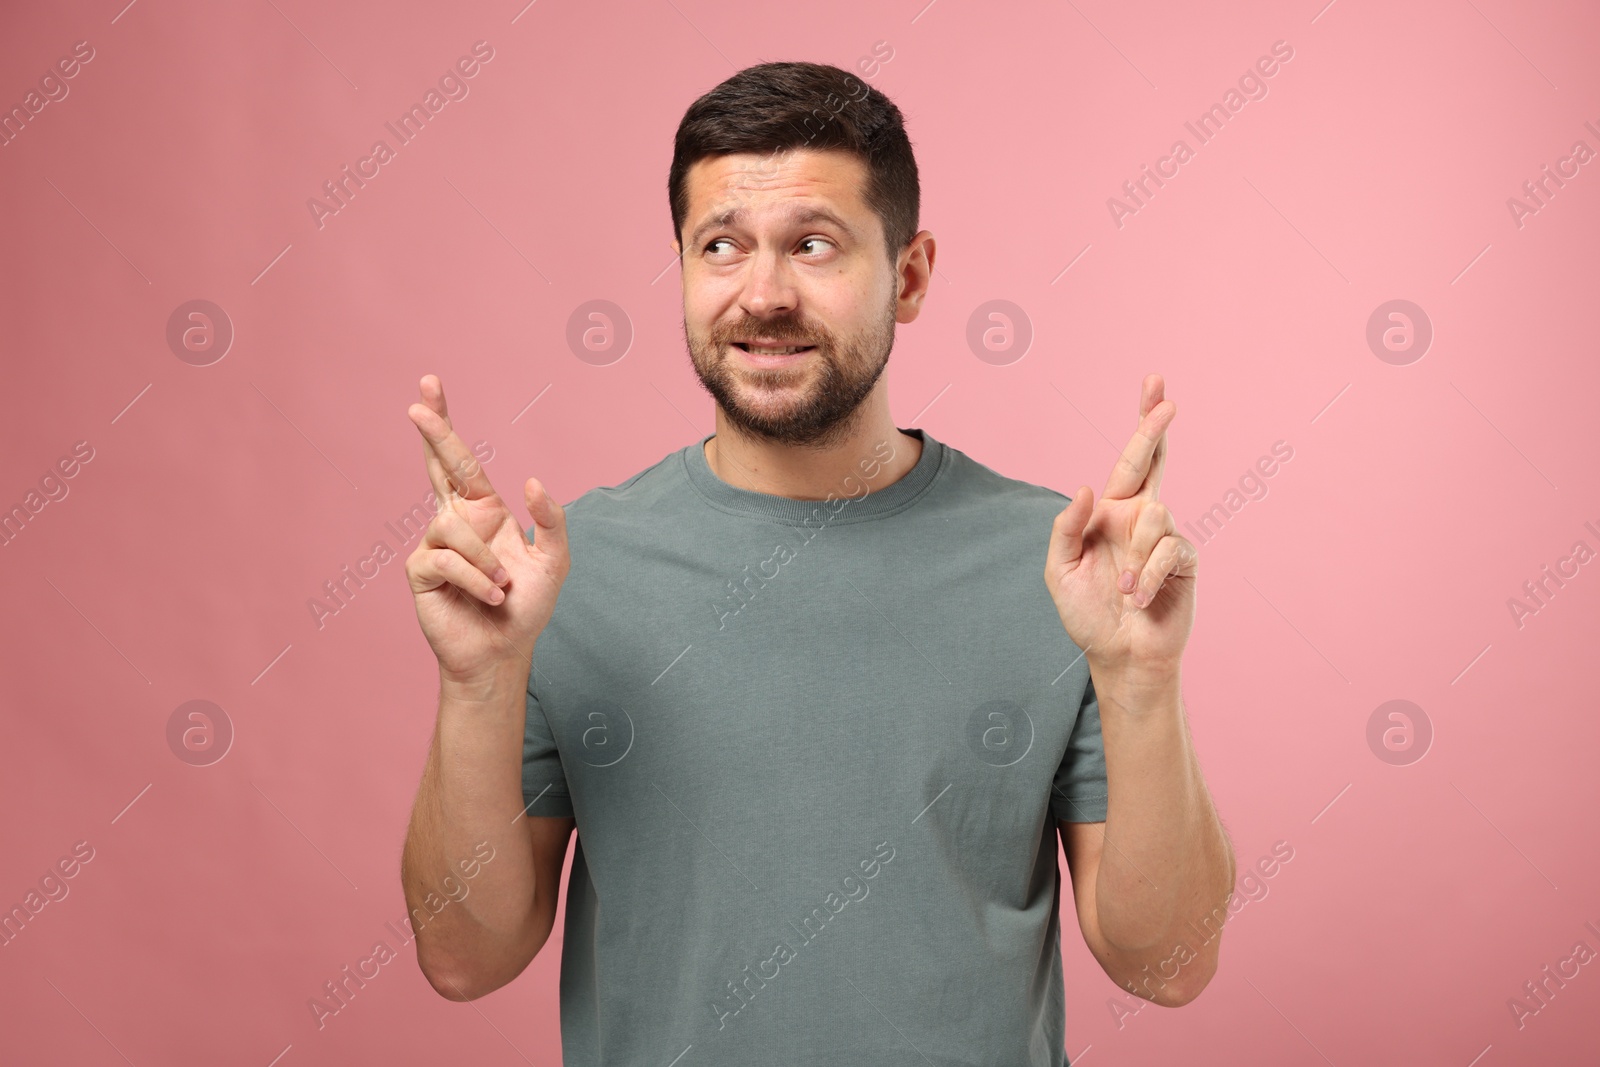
[488,587,505,604]
[1119,570,1135,593]
[492,567,508,585]
[1135,589,1149,607]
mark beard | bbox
[685,293,897,449]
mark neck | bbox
[704,397,922,500]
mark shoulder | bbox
[524,442,692,543]
[932,437,1074,523]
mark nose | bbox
[738,246,798,318]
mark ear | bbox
[895,230,936,324]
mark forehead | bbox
[683,148,874,230]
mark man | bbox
[400,60,1234,1065]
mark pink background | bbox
[3,0,1597,1063]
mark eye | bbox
[797,237,834,255]
[704,238,734,255]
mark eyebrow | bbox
[688,205,858,249]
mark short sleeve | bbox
[522,681,575,818]
[1050,674,1109,823]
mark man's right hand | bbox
[404,374,570,686]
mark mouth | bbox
[730,341,817,366]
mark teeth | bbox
[746,345,809,355]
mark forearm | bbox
[400,664,542,997]
[1089,668,1235,992]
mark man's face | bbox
[674,148,901,448]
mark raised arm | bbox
[1045,374,1234,1006]
[397,374,574,1001]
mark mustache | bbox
[710,320,826,345]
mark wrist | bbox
[1087,657,1182,710]
[439,659,532,706]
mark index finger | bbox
[412,375,462,503]
[1138,374,1169,499]
[1101,375,1173,501]
[409,375,495,503]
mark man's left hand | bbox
[1045,373,1197,681]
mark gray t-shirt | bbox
[522,427,1109,1066]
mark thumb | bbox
[1049,485,1094,569]
[523,476,569,554]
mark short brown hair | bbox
[668,61,920,263]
